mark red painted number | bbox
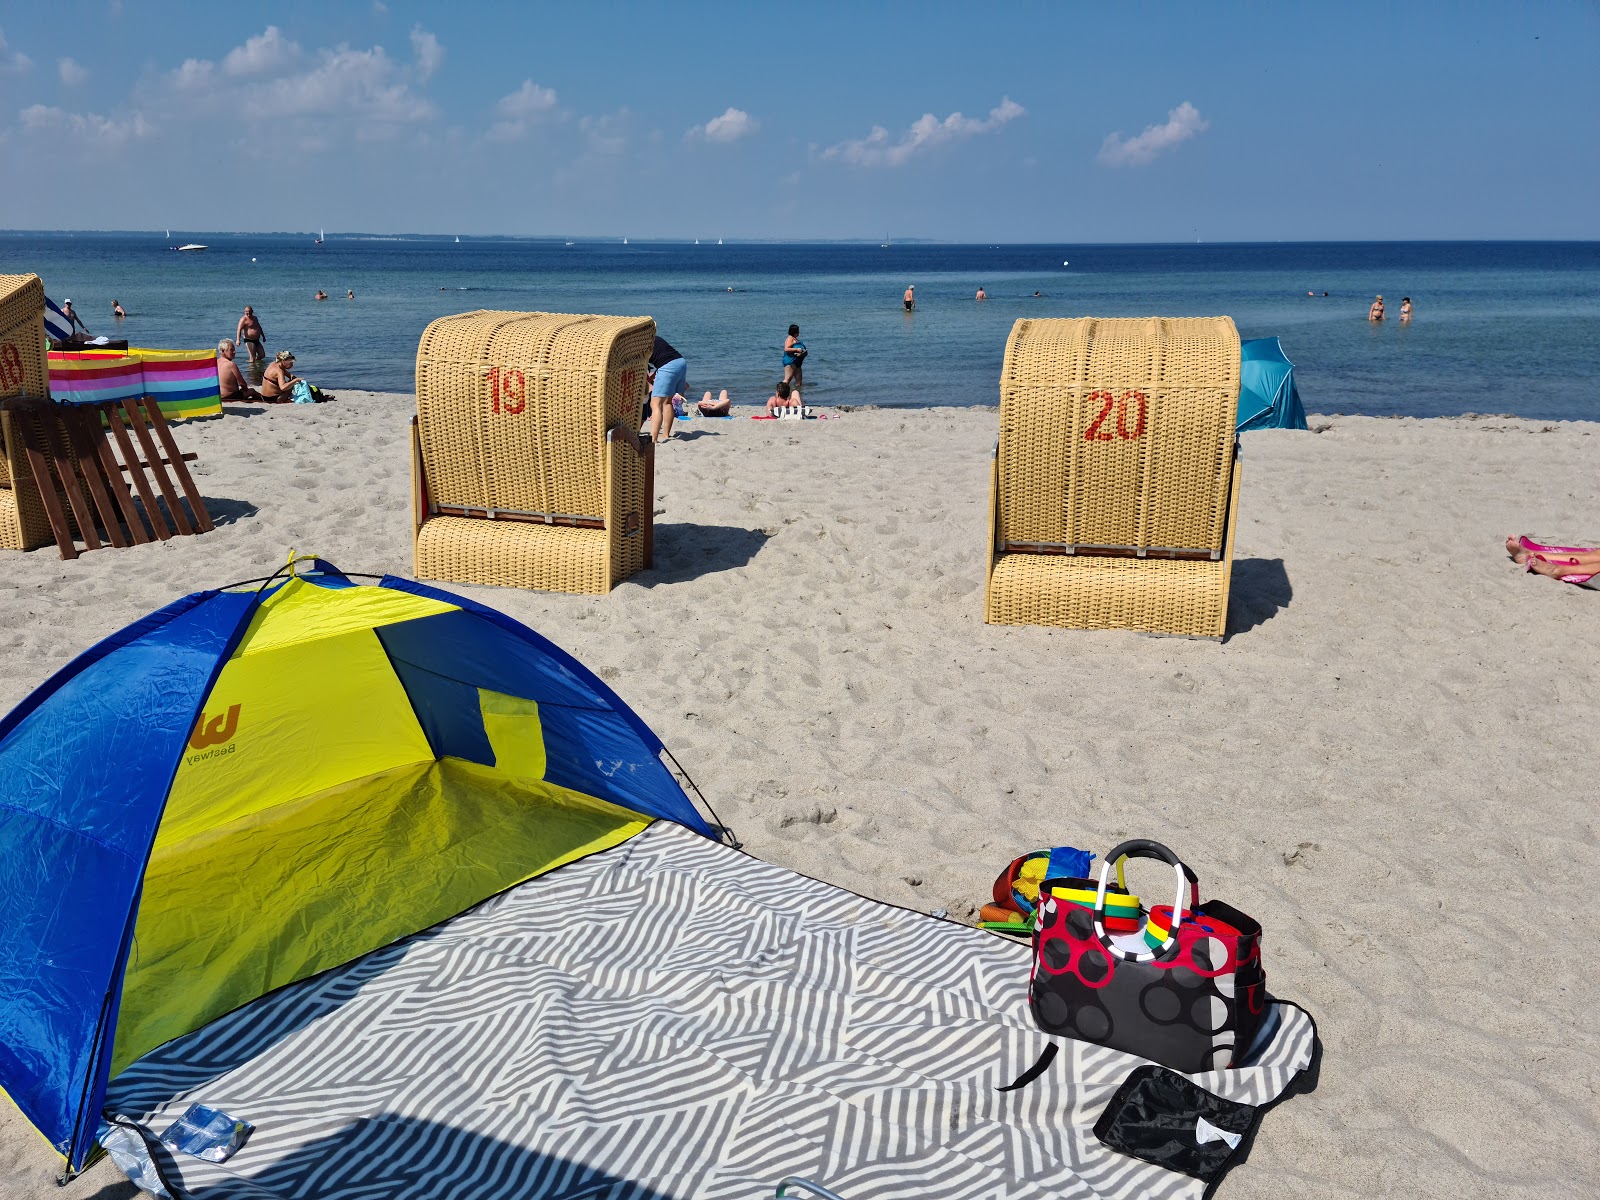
[1084,389,1147,441]
[0,342,24,392]
[1083,390,1115,440]
[1117,390,1147,440]
[488,366,527,415]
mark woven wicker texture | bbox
[999,316,1239,551]
[413,311,654,593]
[416,517,614,593]
[988,316,1242,637]
[987,461,1242,637]
[0,275,54,550]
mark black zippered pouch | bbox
[1093,1065,1258,1183]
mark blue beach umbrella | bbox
[1237,337,1309,431]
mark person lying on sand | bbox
[216,339,261,401]
[698,389,732,416]
[1507,535,1600,579]
[766,381,800,414]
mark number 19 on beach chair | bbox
[412,311,655,594]
[985,316,1243,639]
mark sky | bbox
[0,1,1596,241]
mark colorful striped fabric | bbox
[134,348,223,420]
[47,347,222,421]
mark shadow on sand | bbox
[642,523,771,585]
[110,1115,681,1199]
[1226,557,1292,638]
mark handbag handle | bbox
[1094,840,1200,962]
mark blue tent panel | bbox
[1237,337,1309,432]
[0,589,257,1164]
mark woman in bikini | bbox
[260,350,301,400]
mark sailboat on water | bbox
[314,229,325,245]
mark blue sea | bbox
[4,234,1597,420]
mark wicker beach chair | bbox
[986,316,1243,638]
[413,311,655,593]
[0,274,55,551]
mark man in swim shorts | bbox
[903,285,915,311]
[216,339,260,401]
[236,306,266,361]
[648,335,687,444]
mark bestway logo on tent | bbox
[189,704,241,752]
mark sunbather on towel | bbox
[1506,535,1600,580]
[766,381,800,414]
[698,389,732,416]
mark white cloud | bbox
[579,110,628,156]
[0,29,32,75]
[821,96,1024,167]
[161,28,437,127]
[223,26,300,79]
[1098,101,1209,167]
[410,27,442,80]
[20,104,151,141]
[688,106,758,144]
[58,57,88,86]
[486,79,558,141]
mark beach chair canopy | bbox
[1236,337,1308,432]
[0,562,713,1173]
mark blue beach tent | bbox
[0,560,715,1175]
[1237,337,1309,431]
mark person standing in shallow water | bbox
[1399,297,1413,322]
[782,324,806,403]
[1368,295,1385,321]
[903,285,915,311]
[236,306,266,361]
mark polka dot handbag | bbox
[1029,839,1267,1073]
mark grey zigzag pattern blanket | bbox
[106,822,1314,1198]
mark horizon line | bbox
[3,230,1597,247]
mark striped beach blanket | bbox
[47,348,222,421]
[103,822,1316,1199]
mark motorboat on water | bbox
[176,244,207,252]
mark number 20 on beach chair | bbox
[985,316,1243,639]
[412,311,655,594]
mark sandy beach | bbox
[3,395,1598,1199]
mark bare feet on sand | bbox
[1507,535,1530,564]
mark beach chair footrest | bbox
[987,552,1232,637]
[416,515,618,594]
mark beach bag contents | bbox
[980,845,1093,930]
[1029,839,1266,1073]
[158,1103,253,1163]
